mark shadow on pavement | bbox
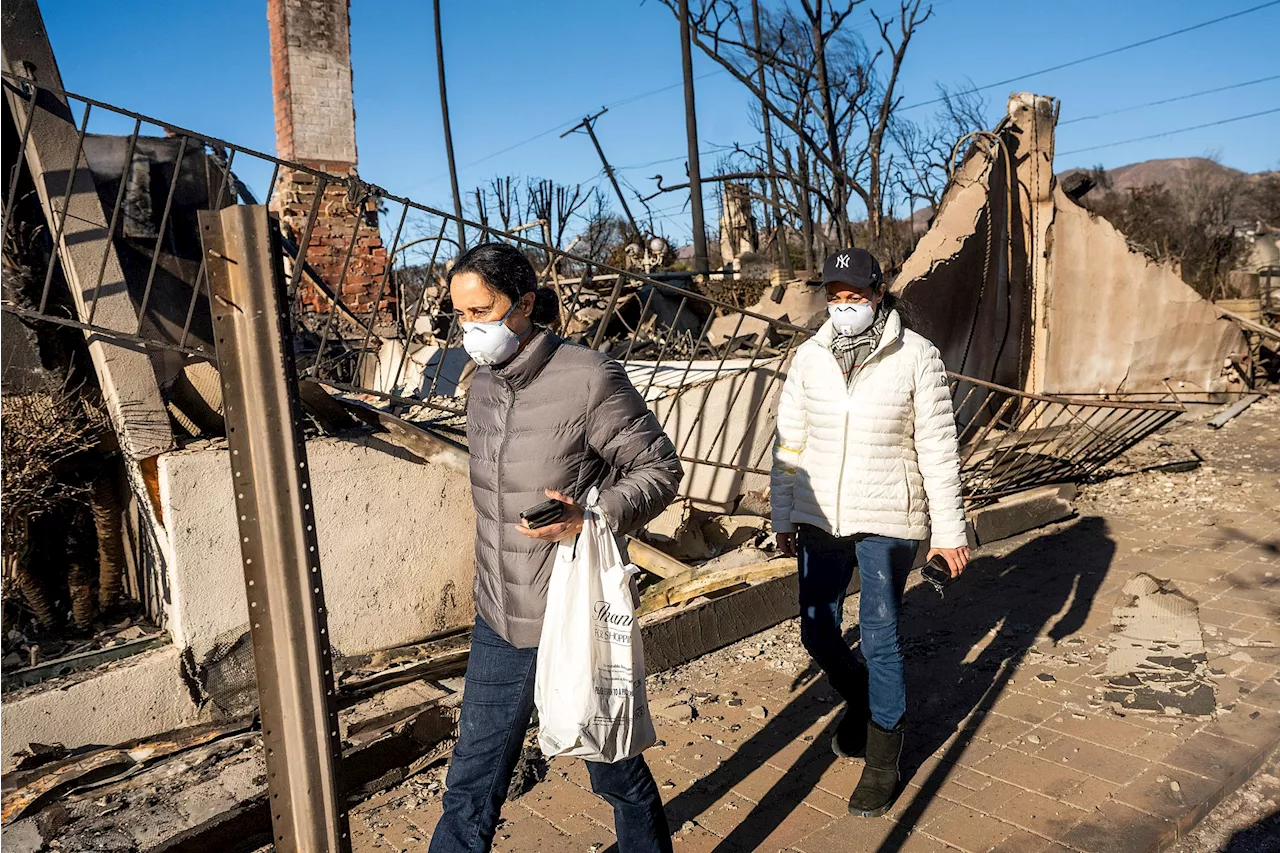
[639,515,1116,853]
[1221,807,1280,852]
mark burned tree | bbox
[654,0,935,255]
[890,82,988,217]
[528,178,591,277]
[1,381,101,629]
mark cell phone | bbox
[519,498,566,530]
[921,554,958,597]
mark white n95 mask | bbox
[461,301,521,366]
[828,302,874,336]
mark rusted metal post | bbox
[679,0,710,277]
[200,205,350,853]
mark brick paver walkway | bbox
[352,401,1280,853]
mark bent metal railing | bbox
[1,74,1183,511]
[948,376,1183,504]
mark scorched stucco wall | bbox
[158,433,476,659]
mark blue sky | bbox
[41,0,1280,242]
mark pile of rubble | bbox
[1078,393,1280,521]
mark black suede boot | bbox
[847,718,904,818]
[831,663,870,759]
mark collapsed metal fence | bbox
[950,377,1183,503]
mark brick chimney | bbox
[267,0,390,321]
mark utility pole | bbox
[433,0,466,250]
[752,0,791,276]
[678,0,710,277]
[560,108,642,240]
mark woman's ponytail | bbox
[531,286,561,328]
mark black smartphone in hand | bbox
[921,554,958,597]
[520,498,566,530]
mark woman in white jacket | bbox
[771,247,970,818]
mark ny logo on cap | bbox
[835,254,849,269]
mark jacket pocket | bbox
[901,459,913,518]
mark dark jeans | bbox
[429,615,672,853]
[797,525,917,729]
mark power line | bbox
[616,144,738,172]
[1059,75,1280,125]
[902,0,1280,111]
[409,71,726,190]
[409,0,968,191]
[1057,107,1280,156]
[603,70,723,110]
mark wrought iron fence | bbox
[950,376,1184,504]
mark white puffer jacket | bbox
[770,310,967,548]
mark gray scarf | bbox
[830,308,888,388]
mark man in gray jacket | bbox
[429,243,682,853]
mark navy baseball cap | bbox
[822,248,882,290]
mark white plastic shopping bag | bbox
[535,488,657,763]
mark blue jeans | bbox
[797,526,917,729]
[429,615,672,853]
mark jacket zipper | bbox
[496,383,515,614]
[835,409,850,535]
[830,326,896,538]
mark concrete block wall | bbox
[159,434,477,660]
[267,0,390,319]
[3,435,478,754]
[1,647,206,758]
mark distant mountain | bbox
[1058,157,1254,196]
[906,158,1274,231]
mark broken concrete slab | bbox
[701,514,766,555]
[1104,573,1216,717]
[1,4,174,460]
[1,645,205,758]
[652,699,695,724]
[969,484,1077,545]
[641,571,801,674]
[643,501,715,562]
[8,431,477,754]
[706,279,826,347]
[696,546,775,574]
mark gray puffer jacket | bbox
[466,329,683,648]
